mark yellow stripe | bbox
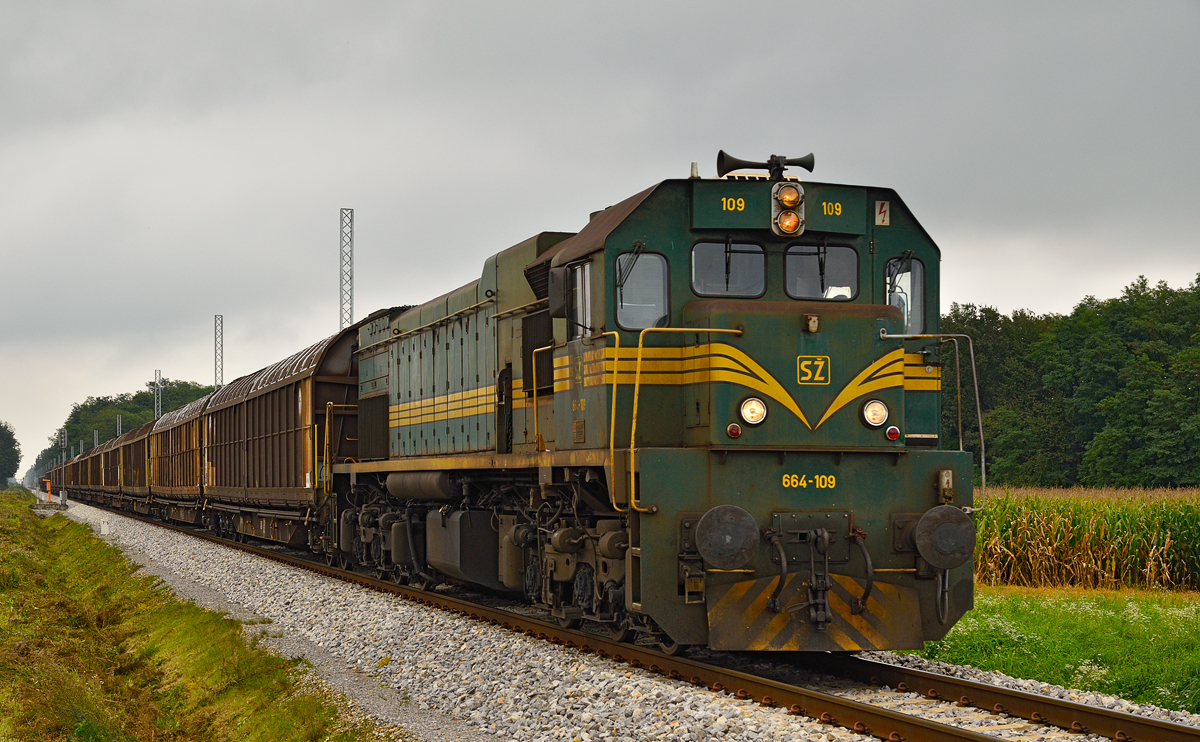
[814,349,905,430]
[904,379,941,391]
[553,380,571,393]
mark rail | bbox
[600,331,626,512]
[880,331,986,513]
[323,402,358,494]
[629,327,743,513]
[530,345,553,451]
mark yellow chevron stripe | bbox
[814,349,905,430]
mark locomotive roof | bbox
[527,185,656,271]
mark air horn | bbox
[716,151,815,181]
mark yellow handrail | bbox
[324,402,358,494]
[599,331,626,513]
[629,327,743,513]
[530,345,554,451]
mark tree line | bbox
[26,379,213,480]
[943,275,1200,487]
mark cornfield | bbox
[974,488,1200,590]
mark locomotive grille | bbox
[358,394,390,460]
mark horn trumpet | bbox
[716,151,815,180]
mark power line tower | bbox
[154,369,162,420]
[340,208,354,330]
[214,314,224,390]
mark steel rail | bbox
[803,654,1200,742]
[80,504,1200,742]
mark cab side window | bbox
[886,256,925,334]
[615,252,669,330]
[567,261,592,339]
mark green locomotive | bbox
[340,152,979,653]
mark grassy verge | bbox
[0,489,393,741]
[975,488,1200,590]
[920,585,1200,714]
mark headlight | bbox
[740,398,767,425]
[861,399,889,427]
[776,183,802,208]
[776,210,801,234]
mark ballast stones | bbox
[695,504,760,571]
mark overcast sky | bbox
[3,1,1198,472]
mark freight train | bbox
[47,152,981,654]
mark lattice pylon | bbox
[154,369,162,420]
[340,208,354,330]
[214,315,224,390]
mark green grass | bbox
[0,489,394,741]
[920,585,1200,714]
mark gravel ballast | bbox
[64,503,1200,739]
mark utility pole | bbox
[340,208,354,330]
[214,315,224,390]
[154,369,162,420]
[94,430,98,448]
[117,414,122,437]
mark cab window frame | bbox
[614,249,671,332]
[885,255,926,334]
[689,239,767,299]
[784,241,860,301]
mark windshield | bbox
[616,252,669,329]
[786,244,858,300]
[691,241,765,297]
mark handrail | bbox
[323,402,358,494]
[600,331,626,513]
[530,345,554,452]
[629,327,744,513]
[881,330,987,513]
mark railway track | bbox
[77,503,1200,742]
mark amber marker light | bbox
[740,398,767,425]
[726,422,743,438]
[861,399,889,427]
[776,210,801,234]
[777,184,801,208]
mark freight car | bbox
[51,151,983,655]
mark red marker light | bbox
[726,423,742,438]
[885,426,900,441]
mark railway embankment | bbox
[0,489,401,741]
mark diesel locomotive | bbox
[48,152,981,654]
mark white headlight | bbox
[740,398,767,425]
[862,400,889,427]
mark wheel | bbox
[657,638,687,656]
[556,616,581,630]
[607,623,635,643]
[325,552,338,567]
